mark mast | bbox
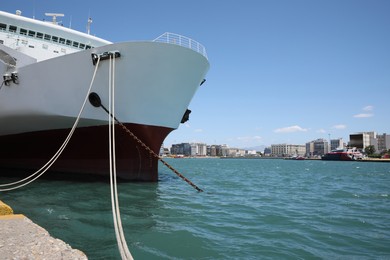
[87,17,92,35]
[45,13,64,25]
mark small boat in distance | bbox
[321,148,364,161]
[0,10,209,181]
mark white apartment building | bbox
[349,132,376,149]
[227,148,246,157]
[377,133,390,152]
[271,144,306,157]
[305,139,329,157]
[190,143,207,156]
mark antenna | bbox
[45,13,65,24]
[33,0,35,19]
[87,17,93,35]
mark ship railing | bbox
[153,32,208,60]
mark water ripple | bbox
[1,159,390,259]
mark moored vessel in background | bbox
[321,148,364,161]
[0,10,209,181]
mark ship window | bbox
[59,38,65,44]
[36,32,43,39]
[66,39,72,46]
[20,28,27,35]
[9,25,17,32]
[79,43,85,49]
[52,36,58,43]
[44,34,51,41]
[73,41,79,48]
[0,40,3,44]
[28,30,36,37]
[86,45,91,49]
[0,23,6,31]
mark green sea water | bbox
[1,158,390,259]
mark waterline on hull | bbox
[0,123,173,181]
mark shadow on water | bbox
[0,167,160,183]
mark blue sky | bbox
[3,0,390,149]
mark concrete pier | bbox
[0,200,87,259]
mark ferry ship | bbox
[0,10,209,181]
[321,148,364,161]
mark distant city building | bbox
[190,143,207,156]
[349,132,390,153]
[171,143,191,156]
[349,132,376,149]
[207,145,217,156]
[305,142,314,157]
[306,139,329,157]
[330,138,344,151]
[161,148,170,156]
[263,147,271,156]
[246,150,258,156]
[206,144,229,156]
[377,133,390,153]
[271,144,305,157]
[226,148,246,157]
[169,130,389,158]
[220,145,229,157]
[371,138,379,152]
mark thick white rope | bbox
[0,57,101,191]
[1,52,133,259]
[108,54,133,260]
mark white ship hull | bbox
[0,40,209,180]
[1,41,208,134]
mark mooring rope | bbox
[0,57,102,191]
[108,54,134,260]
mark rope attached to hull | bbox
[108,53,134,260]
[0,56,102,191]
[1,48,202,259]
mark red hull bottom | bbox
[0,123,173,181]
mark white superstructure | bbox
[0,10,110,62]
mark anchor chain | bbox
[95,100,203,192]
[117,120,204,192]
